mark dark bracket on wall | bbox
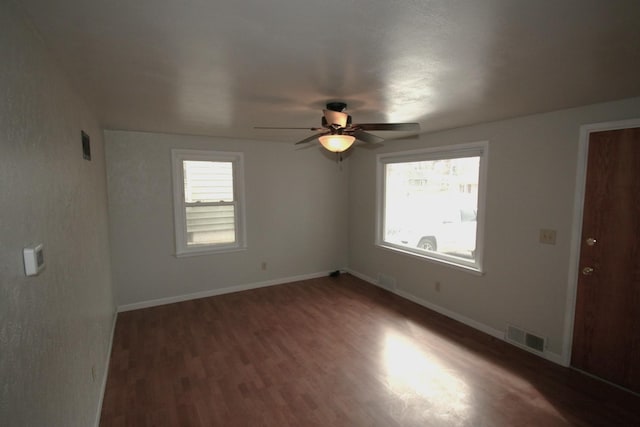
[81,130,91,161]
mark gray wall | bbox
[348,97,640,359]
[0,2,115,426]
[105,130,349,307]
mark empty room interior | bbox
[2,0,640,425]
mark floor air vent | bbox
[506,325,545,353]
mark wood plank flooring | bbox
[100,274,640,426]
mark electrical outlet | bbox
[261,261,267,271]
[435,281,441,292]
[539,229,557,245]
[91,365,96,383]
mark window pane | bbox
[183,161,233,203]
[186,205,236,245]
[384,156,480,260]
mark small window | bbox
[376,142,488,272]
[172,149,246,256]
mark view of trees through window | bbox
[384,156,480,261]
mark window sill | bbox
[175,245,247,258]
[376,243,484,276]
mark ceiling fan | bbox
[255,102,420,153]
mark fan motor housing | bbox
[326,102,347,112]
[321,115,352,128]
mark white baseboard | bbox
[94,309,117,427]
[539,347,564,365]
[346,269,382,289]
[345,268,563,365]
[117,270,334,312]
[393,288,505,339]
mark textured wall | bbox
[105,130,349,307]
[348,97,640,359]
[0,3,115,426]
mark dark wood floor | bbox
[100,274,640,426]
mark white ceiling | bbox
[16,0,640,143]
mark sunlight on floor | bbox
[382,331,472,423]
[382,329,571,425]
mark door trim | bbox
[562,118,640,367]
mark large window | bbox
[376,142,488,272]
[172,149,246,256]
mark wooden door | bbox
[571,127,640,393]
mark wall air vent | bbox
[506,325,546,353]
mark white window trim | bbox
[171,149,247,257]
[375,141,489,273]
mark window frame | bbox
[375,141,488,274]
[171,149,247,257]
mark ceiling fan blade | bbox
[255,126,321,130]
[323,109,348,127]
[353,130,385,144]
[356,123,420,131]
[294,133,326,145]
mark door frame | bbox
[562,118,640,367]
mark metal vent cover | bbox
[506,325,545,353]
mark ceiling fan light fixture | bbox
[318,134,355,153]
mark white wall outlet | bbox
[261,261,267,271]
[435,281,441,292]
[539,229,557,245]
[23,244,45,276]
